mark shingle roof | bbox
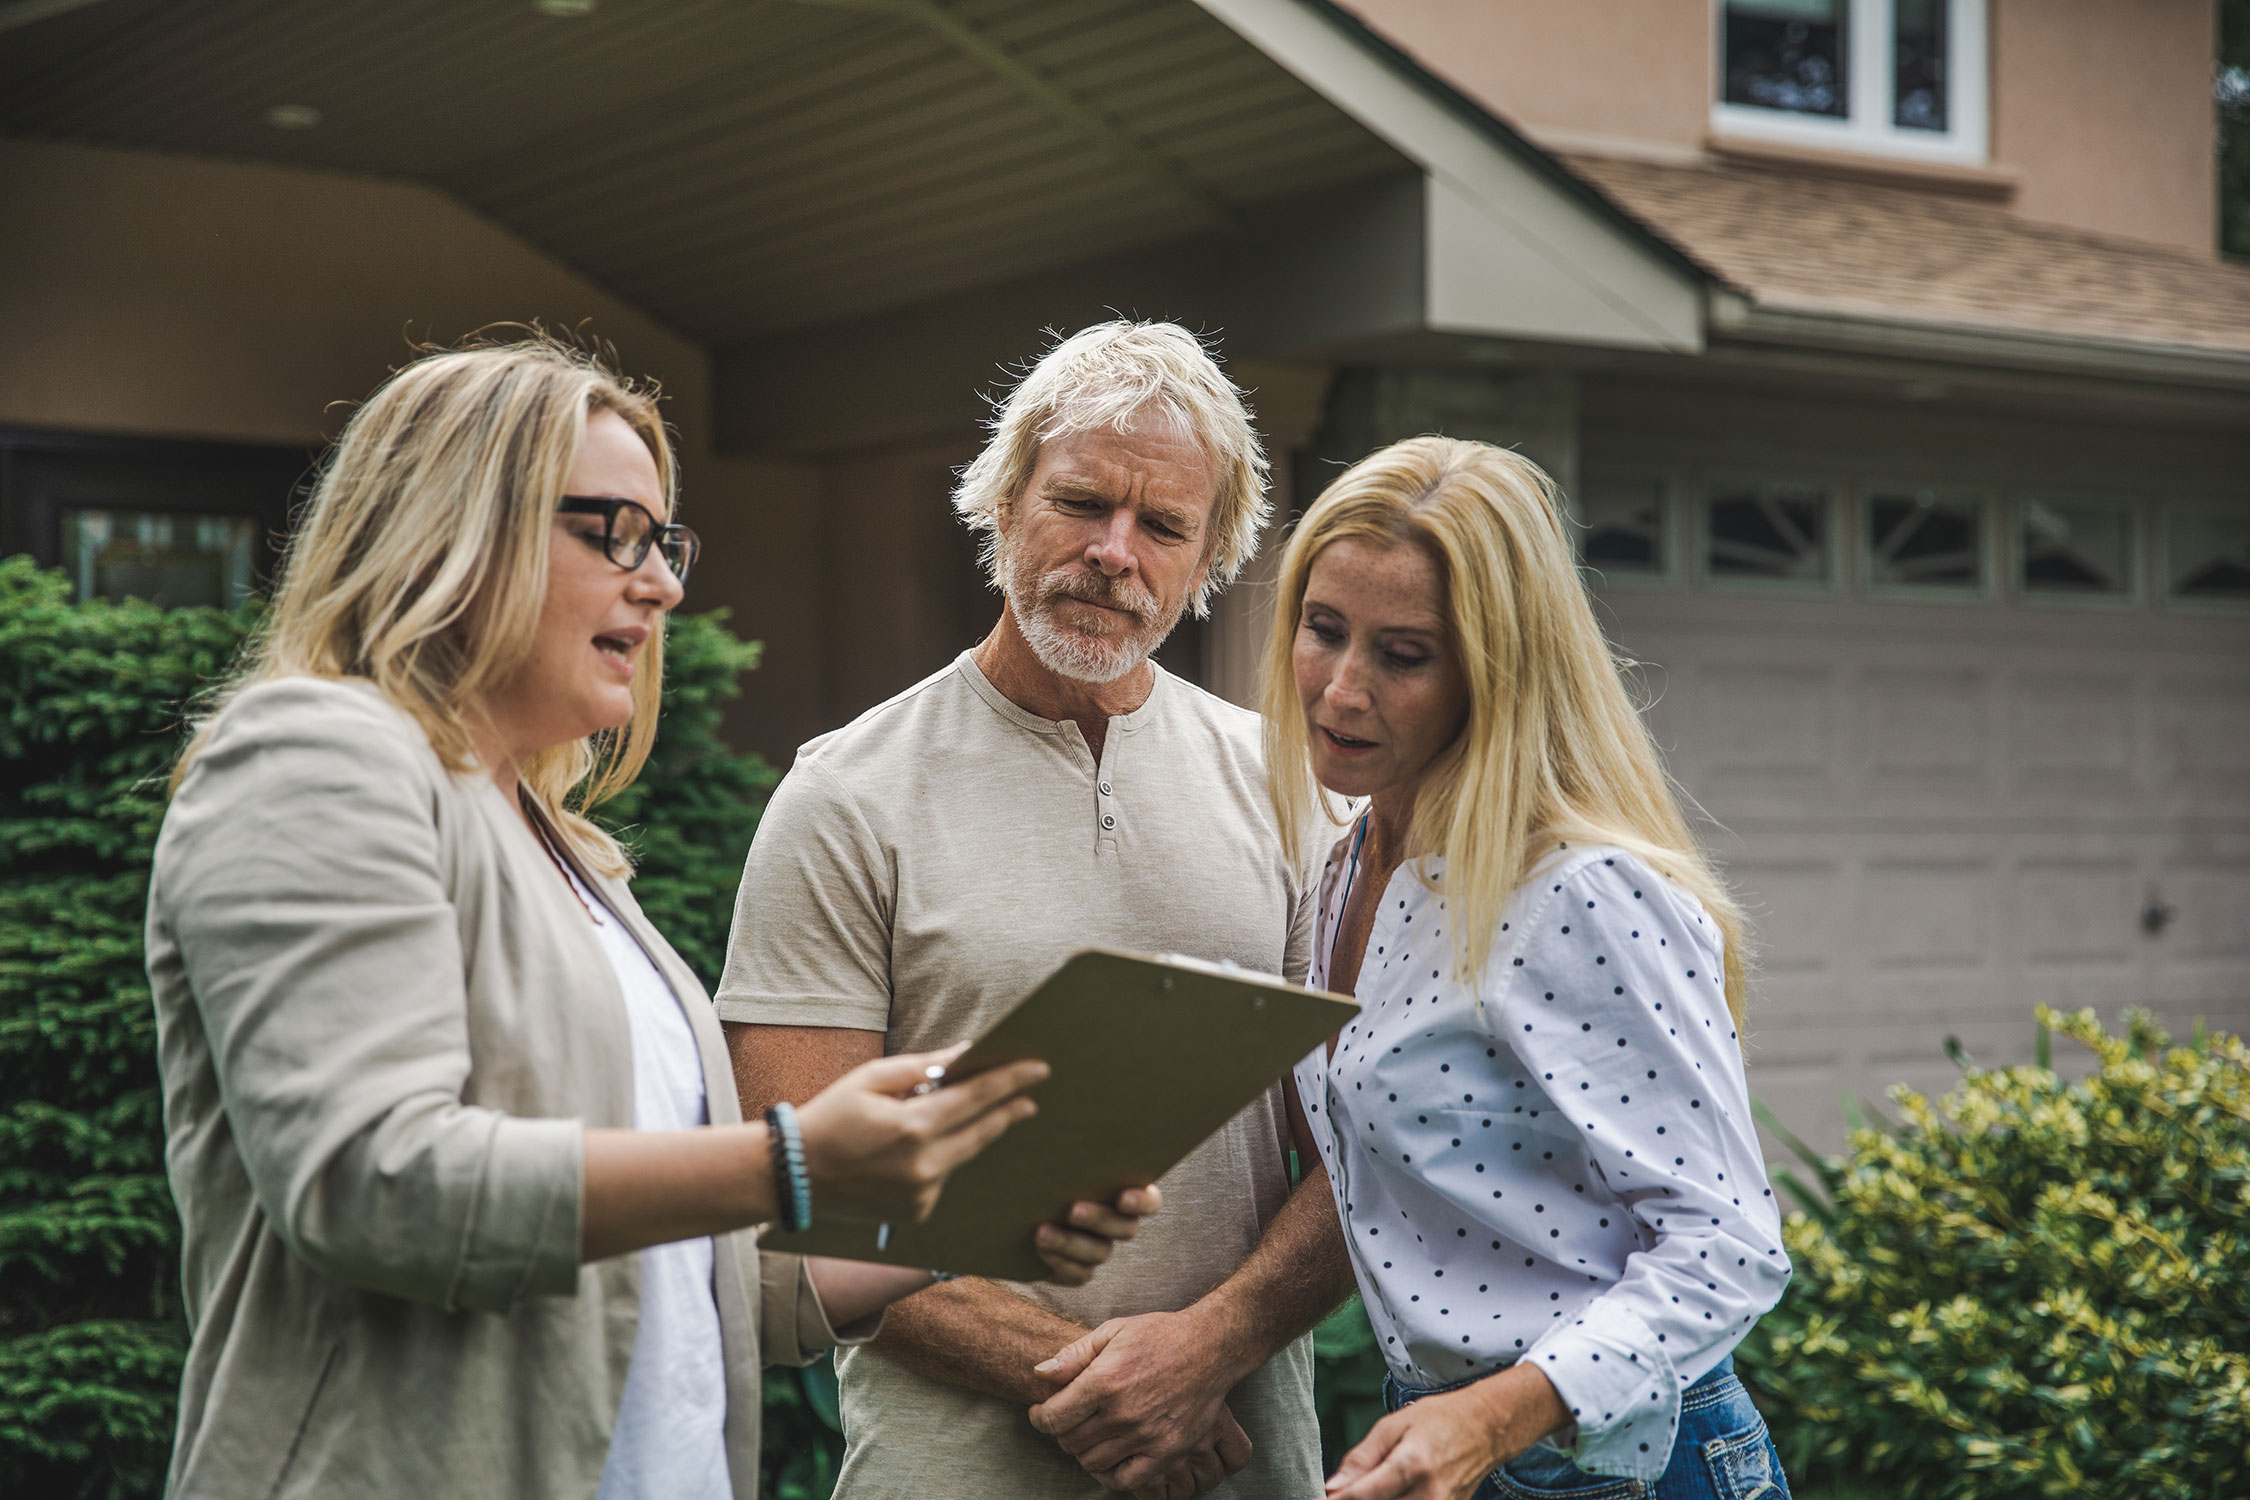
[1556,151,2250,358]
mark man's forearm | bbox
[869,1276,1087,1405]
[1020,1168,1353,1490]
[1190,1166,1355,1387]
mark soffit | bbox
[0,0,1406,341]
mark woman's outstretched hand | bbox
[1031,1184,1162,1286]
[796,1047,1048,1224]
[1324,1364,1568,1500]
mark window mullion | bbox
[1851,0,1893,140]
[1952,0,1989,159]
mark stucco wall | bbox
[0,138,711,448]
[813,436,993,726]
[1341,0,2221,256]
[0,137,838,760]
[1334,0,1708,149]
[1991,0,2217,255]
[690,454,829,760]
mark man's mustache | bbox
[1038,569,1156,622]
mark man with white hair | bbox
[717,321,1352,1499]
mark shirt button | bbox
[1099,780,1113,795]
[1101,814,1116,830]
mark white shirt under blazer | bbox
[1294,828,1791,1481]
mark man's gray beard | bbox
[1001,545,1184,685]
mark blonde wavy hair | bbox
[173,334,674,876]
[952,320,1269,617]
[1261,436,1752,1027]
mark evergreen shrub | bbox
[0,557,234,1499]
[1313,1295,1385,1471]
[1737,1007,2250,1499]
[0,558,825,1496]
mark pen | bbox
[877,1067,949,1251]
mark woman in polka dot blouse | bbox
[1262,437,1793,1500]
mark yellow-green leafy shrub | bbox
[1736,1007,2250,1499]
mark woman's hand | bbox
[795,1047,1048,1224]
[1033,1184,1163,1286]
[805,1184,1164,1330]
[1325,1365,1568,1500]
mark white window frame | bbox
[1712,0,1989,165]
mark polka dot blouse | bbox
[1291,829,1792,1482]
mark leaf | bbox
[1772,1167,1840,1230]
[799,1353,842,1434]
[1755,1096,1844,1197]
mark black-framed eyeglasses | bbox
[558,495,700,585]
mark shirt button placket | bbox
[1098,777,1117,840]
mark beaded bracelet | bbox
[763,1102,812,1233]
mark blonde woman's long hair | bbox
[173,334,675,876]
[1261,436,1752,1027]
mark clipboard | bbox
[758,947,1358,1281]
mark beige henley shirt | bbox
[716,652,1322,1499]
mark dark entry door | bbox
[0,430,310,609]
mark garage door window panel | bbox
[1862,485,1989,599]
[1701,479,1836,590]
[1575,473,1675,587]
[2016,496,2139,607]
[2160,503,2250,609]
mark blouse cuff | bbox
[1522,1302,1680,1481]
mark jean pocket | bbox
[1701,1415,1788,1500]
[1490,1445,1648,1500]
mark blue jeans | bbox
[1383,1357,1791,1500]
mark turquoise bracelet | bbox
[764,1102,812,1233]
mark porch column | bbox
[1205,361,1334,707]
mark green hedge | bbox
[0,557,829,1496]
[1,558,232,1499]
[1737,1008,2250,1499]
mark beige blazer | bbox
[146,676,844,1499]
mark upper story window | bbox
[1716,0,1988,163]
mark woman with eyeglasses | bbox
[146,336,1155,1500]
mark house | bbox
[2,0,2243,1142]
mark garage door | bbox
[1585,480,2250,1150]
